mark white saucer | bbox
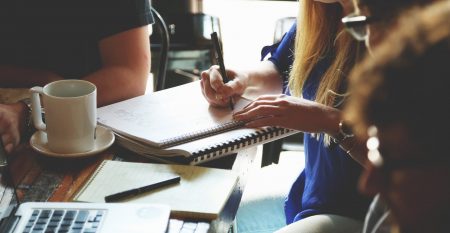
[30,125,115,158]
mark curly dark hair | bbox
[345,1,450,153]
[357,0,432,23]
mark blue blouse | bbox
[262,23,370,224]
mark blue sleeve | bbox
[260,23,296,94]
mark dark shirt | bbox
[0,0,154,79]
[262,23,370,224]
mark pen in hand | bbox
[104,176,181,202]
[211,32,234,110]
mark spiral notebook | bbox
[97,81,298,165]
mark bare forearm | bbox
[323,109,368,167]
[84,66,147,107]
[0,65,62,87]
[242,61,283,98]
[90,26,150,107]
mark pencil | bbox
[211,32,234,110]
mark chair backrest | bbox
[150,7,170,91]
[273,17,296,43]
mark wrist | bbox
[18,98,34,141]
[10,101,28,131]
[322,107,341,136]
[331,119,354,145]
[234,72,248,96]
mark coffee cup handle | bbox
[30,87,46,131]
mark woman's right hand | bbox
[200,65,247,107]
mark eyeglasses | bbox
[341,13,375,41]
[366,126,450,172]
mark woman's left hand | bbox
[232,94,339,134]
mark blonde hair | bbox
[289,1,360,143]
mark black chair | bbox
[150,7,170,91]
[150,2,221,91]
[273,17,296,43]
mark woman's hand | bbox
[200,65,247,107]
[233,94,340,134]
[0,102,27,153]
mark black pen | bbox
[104,176,181,202]
[211,32,234,110]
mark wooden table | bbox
[6,142,259,233]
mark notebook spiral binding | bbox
[160,121,246,148]
[191,127,294,164]
[113,124,297,165]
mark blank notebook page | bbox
[73,160,238,220]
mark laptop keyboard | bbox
[23,208,104,233]
[168,219,210,233]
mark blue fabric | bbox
[262,23,370,225]
[284,54,370,225]
[261,23,296,95]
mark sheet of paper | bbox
[97,81,251,147]
[74,160,238,219]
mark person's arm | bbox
[239,61,284,97]
[84,26,150,107]
[232,94,368,166]
[0,25,150,106]
[0,65,62,87]
[337,136,368,167]
[200,61,283,107]
[200,23,296,107]
[0,26,150,153]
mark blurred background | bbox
[150,0,298,90]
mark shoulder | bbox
[93,0,154,39]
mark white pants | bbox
[235,151,362,233]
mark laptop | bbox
[0,142,171,233]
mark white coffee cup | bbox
[30,80,97,154]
